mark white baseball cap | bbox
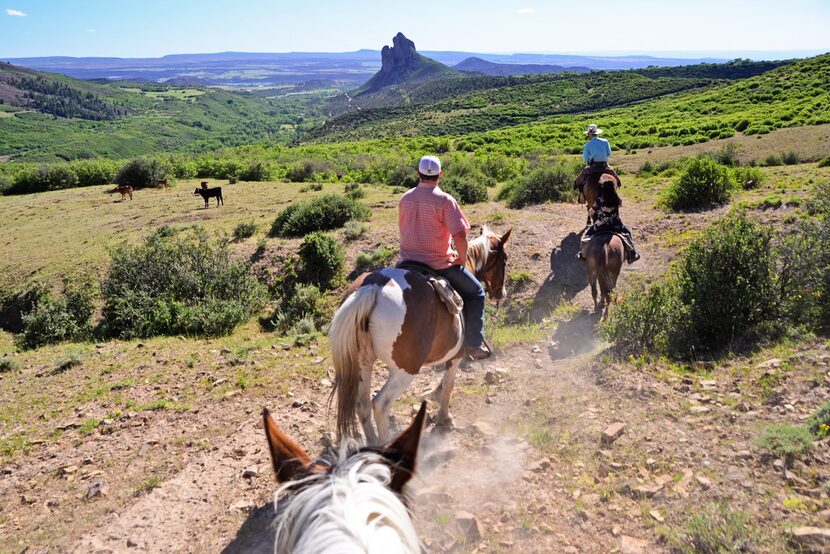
[418,155,442,176]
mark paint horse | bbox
[331,227,511,445]
[263,402,427,553]
[575,170,621,226]
[585,232,624,320]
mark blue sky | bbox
[1,0,828,58]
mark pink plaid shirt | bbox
[398,182,470,269]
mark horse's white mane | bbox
[273,442,420,554]
[468,226,497,272]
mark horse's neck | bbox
[466,235,490,274]
[275,454,419,554]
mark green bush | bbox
[15,284,95,350]
[673,213,775,355]
[115,158,167,189]
[808,400,830,438]
[731,166,765,190]
[662,157,736,211]
[604,212,777,358]
[344,183,366,200]
[297,232,344,290]
[269,194,369,237]
[504,162,578,209]
[6,164,78,194]
[753,423,813,460]
[233,221,258,241]
[101,227,267,339]
[817,156,830,168]
[440,177,488,204]
[601,280,683,356]
[708,143,740,167]
[237,160,271,181]
[71,159,118,186]
[269,284,324,333]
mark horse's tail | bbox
[329,285,378,440]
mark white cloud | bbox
[516,8,534,14]
[85,28,96,33]
[6,8,27,16]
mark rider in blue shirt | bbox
[583,125,611,164]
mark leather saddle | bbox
[395,260,464,315]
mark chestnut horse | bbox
[585,232,624,319]
[577,171,621,226]
[331,227,511,444]
[263,402,427,553]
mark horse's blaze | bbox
[391,272,462,375]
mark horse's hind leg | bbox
[436,358,461,428]
[357,363,378,445]
[372,367,414,445]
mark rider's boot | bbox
[465,343,491,361]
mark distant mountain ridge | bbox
[454,57,590,76]
[2,47,750,87]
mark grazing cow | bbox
[200,181,209,189]
[117,185,133,201]
[194,187,223,208]
[155,178,169,187]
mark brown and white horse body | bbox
[331,228,510,445]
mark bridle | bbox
[475,242,506,297]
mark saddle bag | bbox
[428,277,464,315]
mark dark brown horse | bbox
[585,232,624,319]
[330,227,511,444]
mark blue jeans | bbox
[435,265,485,347]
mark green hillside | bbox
[309,53,830,154]
[0,64,332,162]
[311,72,715,140]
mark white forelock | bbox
[273,444,420,554]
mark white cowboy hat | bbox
[585,124,603,135]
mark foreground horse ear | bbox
[263,408,312,483]
[500,228,512,245]
[383,401,428,493]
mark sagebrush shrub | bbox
[662,157,736,211]
[102,227,267,338]
[343,220,369,240]
[753,424,813,460]
[818,156,830,168]
[297,232,344,290]
[671,503,753,554]
[731,166,765,189]
[354,245,397,275]
[115,158,167,189]
[233,221,258,241]
[504,162,578,209]
[269,194,369,237]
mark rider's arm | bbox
[605,140,612,158]
[453,231,468,268]
[583,142,591,163]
